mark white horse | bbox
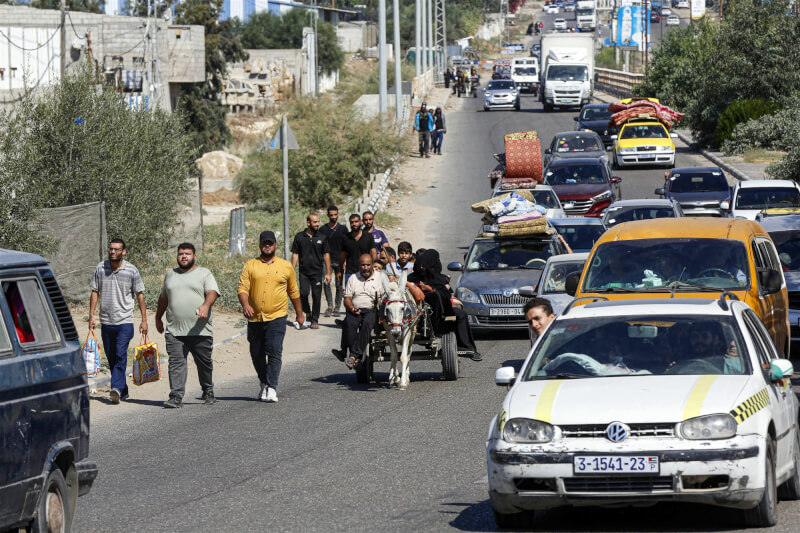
[380,270,420,390]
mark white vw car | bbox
[487,297,800,529]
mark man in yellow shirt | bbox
[238,231,304,403]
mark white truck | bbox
[511,57,540,95]
[539,33,595,112]
[575,0,597,31]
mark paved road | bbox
[75,94,797,532]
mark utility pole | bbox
[313,0,319,96]
[421,0,427,81]
[60,0,67,82]
[393,0,402,121]
[378,0,387,116]
[426,0,433,81]
[152,0,160,109]
[414,0,421,97]
[434,0,446,84]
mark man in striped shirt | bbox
[89,238,148,404]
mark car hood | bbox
[784,271,800,292]
[732,209,761,220]
[617,138,674,150]
[552,150,608,160]
[548,183,610,200]
[668,191,729,203]
[507,375,749,424]
[458,269,543,293]
[486,89,516,95]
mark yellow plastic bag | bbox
[132,334,161,386]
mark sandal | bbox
[346,356,358,370]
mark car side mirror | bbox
[654,187,665,196]
[758,268,783,294]
[495,366,517,386]
[447,261,463,272]
[544,148,552,154]
[481,87,486,92]
[720,200,730,211]
[610,134,618,140]
[519,285,536,297]
[573,116,579,121]
[565,271,580,297]
[770,358,794,381]
[611,176,622,184]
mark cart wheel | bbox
[441,332,459,381]
[356,345,374,384]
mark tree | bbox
[174,0,247,152]
[22,0,102,12]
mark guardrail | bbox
[594,67,644,99]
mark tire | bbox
[493,509,534,529]
[543,102,553,113]
[32,468,73,533]
[744,436,778,527]
[779,427,800,500]
[441,332,458,381]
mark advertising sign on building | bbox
[691,0,706,19]
[615,6,649,50]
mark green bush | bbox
[723,106,800,155]
[715,99,781,146]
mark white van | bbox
[511,57,540,94]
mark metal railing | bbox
[594,67,644,99]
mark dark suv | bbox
[0,249,97,531]
[574,104,617,148]
[543,157,622,217]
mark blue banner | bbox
[615,6,650,48]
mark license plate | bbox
[638,155,656,161]
[489,307,523,316]
[573,455,660,475]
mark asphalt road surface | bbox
[75,95,799,533]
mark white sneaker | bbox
[258,383,267,401]
[293,321,301,330]
[299,322,311,330]
[266,387,278,403]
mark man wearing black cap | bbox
[413,102,434,158]
[237,230,304,403]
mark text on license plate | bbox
[573,455,659,474]
[489,307,523,316]
[638,155,656,160]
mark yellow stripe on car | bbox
[730,388,770,424]
[535,381,564,423]
[682,375,719,420]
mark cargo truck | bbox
[575,0,596,31]
[539,33,595,111]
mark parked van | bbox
[566,218,791,356]
[0,249,97,531]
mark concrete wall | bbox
[0,5,205,112]
[337,21,377,52]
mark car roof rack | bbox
[562,296,609,316]
[717,291,740,311]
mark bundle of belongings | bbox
[487,130,543,188]
[471,190,553,237]
[608,99,684,129]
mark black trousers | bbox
[340,308,375,359]
[299,271,323,323]
[453,307,477,353]
[418,131,431,156]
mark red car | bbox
[543,157,622,217]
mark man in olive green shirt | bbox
[155,242,220,408]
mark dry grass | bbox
[740,149,786,164]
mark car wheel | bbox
[32,468,73,533]
[743,436,778,527]
[779,427,800,500]
[612,155,622,170]
[543,102,553,112]
[493,509,535,529]
[441,331,458,381]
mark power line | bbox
[0,51,59,104]
[0,23,61,51]
[66,11,85,39]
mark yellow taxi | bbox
[566,218,791,357]
[611,120,678,169]
[620,97,660,104]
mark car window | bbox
[554,135,601,153]
[531,190,560,209]
[513,67,537,76]
[735,187,800,210]
[667,172,728,193]
[555,225,606,251]
[2,279,60,346]
[522,315,749,379]
[0,301,12,356]
[742,310,773,368]
[756,238,781,272]
[769,230,800,270]
[604,206,677,227]
[465,240,555,271]
[583,238,750,291]
[542,261,586,294]
[488,81,514,90]
[580,108,612,121]
[620,125,668,140]
[545,165,606,185]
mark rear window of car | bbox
[2,279,60,347]
[580,107,612,121]
[668,172,728,193]
[555,135,601,153]
[604,206,677,227]
[545,164,606,185]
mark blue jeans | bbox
[432,130,444,153]
[101,323,134,396]
[247,318,287,389]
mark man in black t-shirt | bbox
[291,213,331,329]
[318,205,348,317]
[338,213,377,288]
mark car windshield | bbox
[554,135,601,152]
[488,81,515,90]
[465,240,555,271]
[603,206,677,227]
[668,171,728,193]
[545,164,606,185]
[735,188,800,210]
[547,65,589,82]
[581,107,612,121]
[576,8,593,14]
[554,224,606,251]
[531,190,561,209]
[620,124,668,139]
[522,315,749,380]
[514,67,537,76]
[769,230,800,271]
[542,260,586,294]
[583,238,750,291]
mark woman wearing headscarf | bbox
[408,249,482,361]
[432,107,446,155]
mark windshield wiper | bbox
[592,287,640,292]
[665,281,724,292]
[540,373,588,380]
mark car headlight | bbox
[592,190,612,202]
[581,88,590,97]
[545,88,555,96]
[503,418,555,443]
[456,287,480,303]
[657,145,674,152]
[680,414,737,440]
[618,147,636,153]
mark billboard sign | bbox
[615,6,649,49]
[691,0,706,19]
